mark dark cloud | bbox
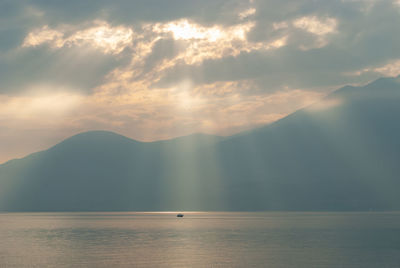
[0,1,42,53]
[29,0,248,26]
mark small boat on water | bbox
[177,213,184,218]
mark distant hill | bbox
[1,76,400,211]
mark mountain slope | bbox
[216,75,400,210]
[1,76,400,211]
[0,131,224,211]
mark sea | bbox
[1,212,400,267]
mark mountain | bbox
[216,75,400,210]
[1,76,400,211]
[0,131,223,211]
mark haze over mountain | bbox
[1,76,399,211]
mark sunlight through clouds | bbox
[154,20,225,41]
[13,3,340,148]
[2,0,398,163]
[306,97,343,112]
[0,90,83,120]
[152,19,286,65]
[86,73,324,140]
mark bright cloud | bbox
[292,16,338,49]
[68,22,134,54]
[293,16,337,35]
[23,21,134,54]
[152,19,286,65]
[23,17,287,67]
[154,20,226,41]
[239,8,256,20]
[373,60,400,77]
[22,26,64,47]
[347,59,400,77]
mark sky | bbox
[1,0,400,163]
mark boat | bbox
[177,213,184,217]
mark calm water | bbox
[1,212,400,267]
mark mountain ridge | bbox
[1,76,400,211]
[4,75,399,166]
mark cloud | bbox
[151,18,287,65]
[0,46,122,94]
[373,60,400,77]
[292,16,337,49]
[150,0,400,91]
[22,21,134,54]
[6,0,400,96]
[0,0,399,162]
[0,89,83,120]
[239,8,256,20]
[293,16,337,35]
[27,0,252,26]
[0,2,44,53]
[348,59,400,77]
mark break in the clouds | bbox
[0,0,399,162]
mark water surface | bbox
[1,212,400,267]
